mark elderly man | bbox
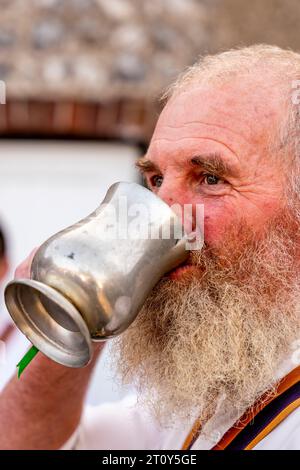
[0,44,299,450]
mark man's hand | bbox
[14,248,38,279]
[0,250,105,450]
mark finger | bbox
[14,247,39,279]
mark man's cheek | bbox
[204,219,227,247]
[202,205,234,247]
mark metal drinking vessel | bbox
[4,182,188,367]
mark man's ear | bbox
[0,257,9,280]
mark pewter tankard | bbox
[5,182,188,368]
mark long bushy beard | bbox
[111,210,300,427]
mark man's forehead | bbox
[146,81,284,173]
[156,82,282,135]
[150,86,256,160]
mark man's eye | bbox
[203,174,222,185]
[150,175,163,188]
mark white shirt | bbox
[63,360,300,450]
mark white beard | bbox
[111,212,300,426]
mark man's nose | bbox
[157,181,201,236]
[156,183,176,206]
[157,182,191,230]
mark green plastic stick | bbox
[16,346,39,378]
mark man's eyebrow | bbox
[136,153,238,177]
[190,153,237,177]
[135,157,161,174]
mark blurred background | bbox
[0,0,300,402]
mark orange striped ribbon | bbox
[181,365,300,450]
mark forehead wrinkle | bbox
[150,136,239,161]
[159,120,253,147]
[203,105,254,137]
[162,89,272,148]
